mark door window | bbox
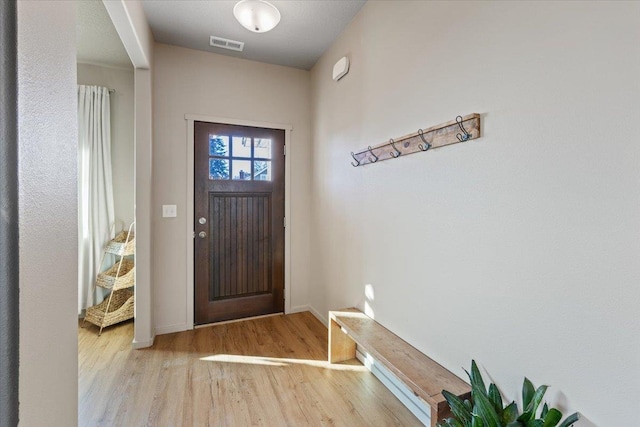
[208,134,272,181]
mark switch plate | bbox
[162,204,177,218]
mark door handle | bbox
[198,231,207,238]
[199,217,207,225]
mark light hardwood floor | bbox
[79,312,421,426]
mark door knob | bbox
[199,217,206,225]
[199,231,207,238]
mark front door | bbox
[194,121,285,324]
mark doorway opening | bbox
[76,1,135,336]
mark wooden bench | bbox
[328,308,471,427]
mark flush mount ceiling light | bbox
[233,0,281,33]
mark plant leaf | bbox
[542,408,562,427]
[541,403,549,418]
[502,401,519,424]
[438,418,464,427]
[506,422,523,427]
[488,383,504,416]
[524,385,548,417]
[464,399,473,411]
[517,411,533,423]
[472,383,501,427]
[526,421,543,427]
[442,390,472,425]
[468,360,488,397]
[471,414,485,427]
[557,413,580,427]
[522,378,535,410]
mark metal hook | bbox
[350,152,360,167]
[367,146,379,163]
[456,115,472,142]
[389,138,401,158]
[417,129,431,151]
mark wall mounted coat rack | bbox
[350,113,481,167]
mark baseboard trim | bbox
[194,312,283,328]
[289,304,309,314]
[155,323,187,336]
[355,348,431,426]
[308,305,328,326]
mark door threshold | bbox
[194,312,284,329]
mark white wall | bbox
[309,1,640,425]
[152,43,312,333]
[77,63,135,228]
[18,1,78,425]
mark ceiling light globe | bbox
[233,0,281,33]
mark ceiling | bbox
[141,0,367,70]
[76,0,132,69]
[76,0,366,71]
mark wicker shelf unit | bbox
[83,222,135,335]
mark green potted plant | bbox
[437,361,580,427]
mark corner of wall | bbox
[307,304,328,326]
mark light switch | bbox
[162,204,177,218]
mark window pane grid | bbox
[208,134,272,181]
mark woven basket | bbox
[96,258,135,290]
[84,289,134,330]
[105,230,135,256]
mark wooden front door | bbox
[194,121,285,324]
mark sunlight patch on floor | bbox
[200,354,368,372]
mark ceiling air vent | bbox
[210,36,245,52]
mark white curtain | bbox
[78,85,115,315]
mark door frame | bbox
[185,114,293,329]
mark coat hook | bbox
[367,146,379,163]
[456,115,472,142]
[417,129,431,151]
[389,138,401,158]
[350,152,361,167]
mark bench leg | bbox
[431,406,439,427]
[328,318,356,363]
